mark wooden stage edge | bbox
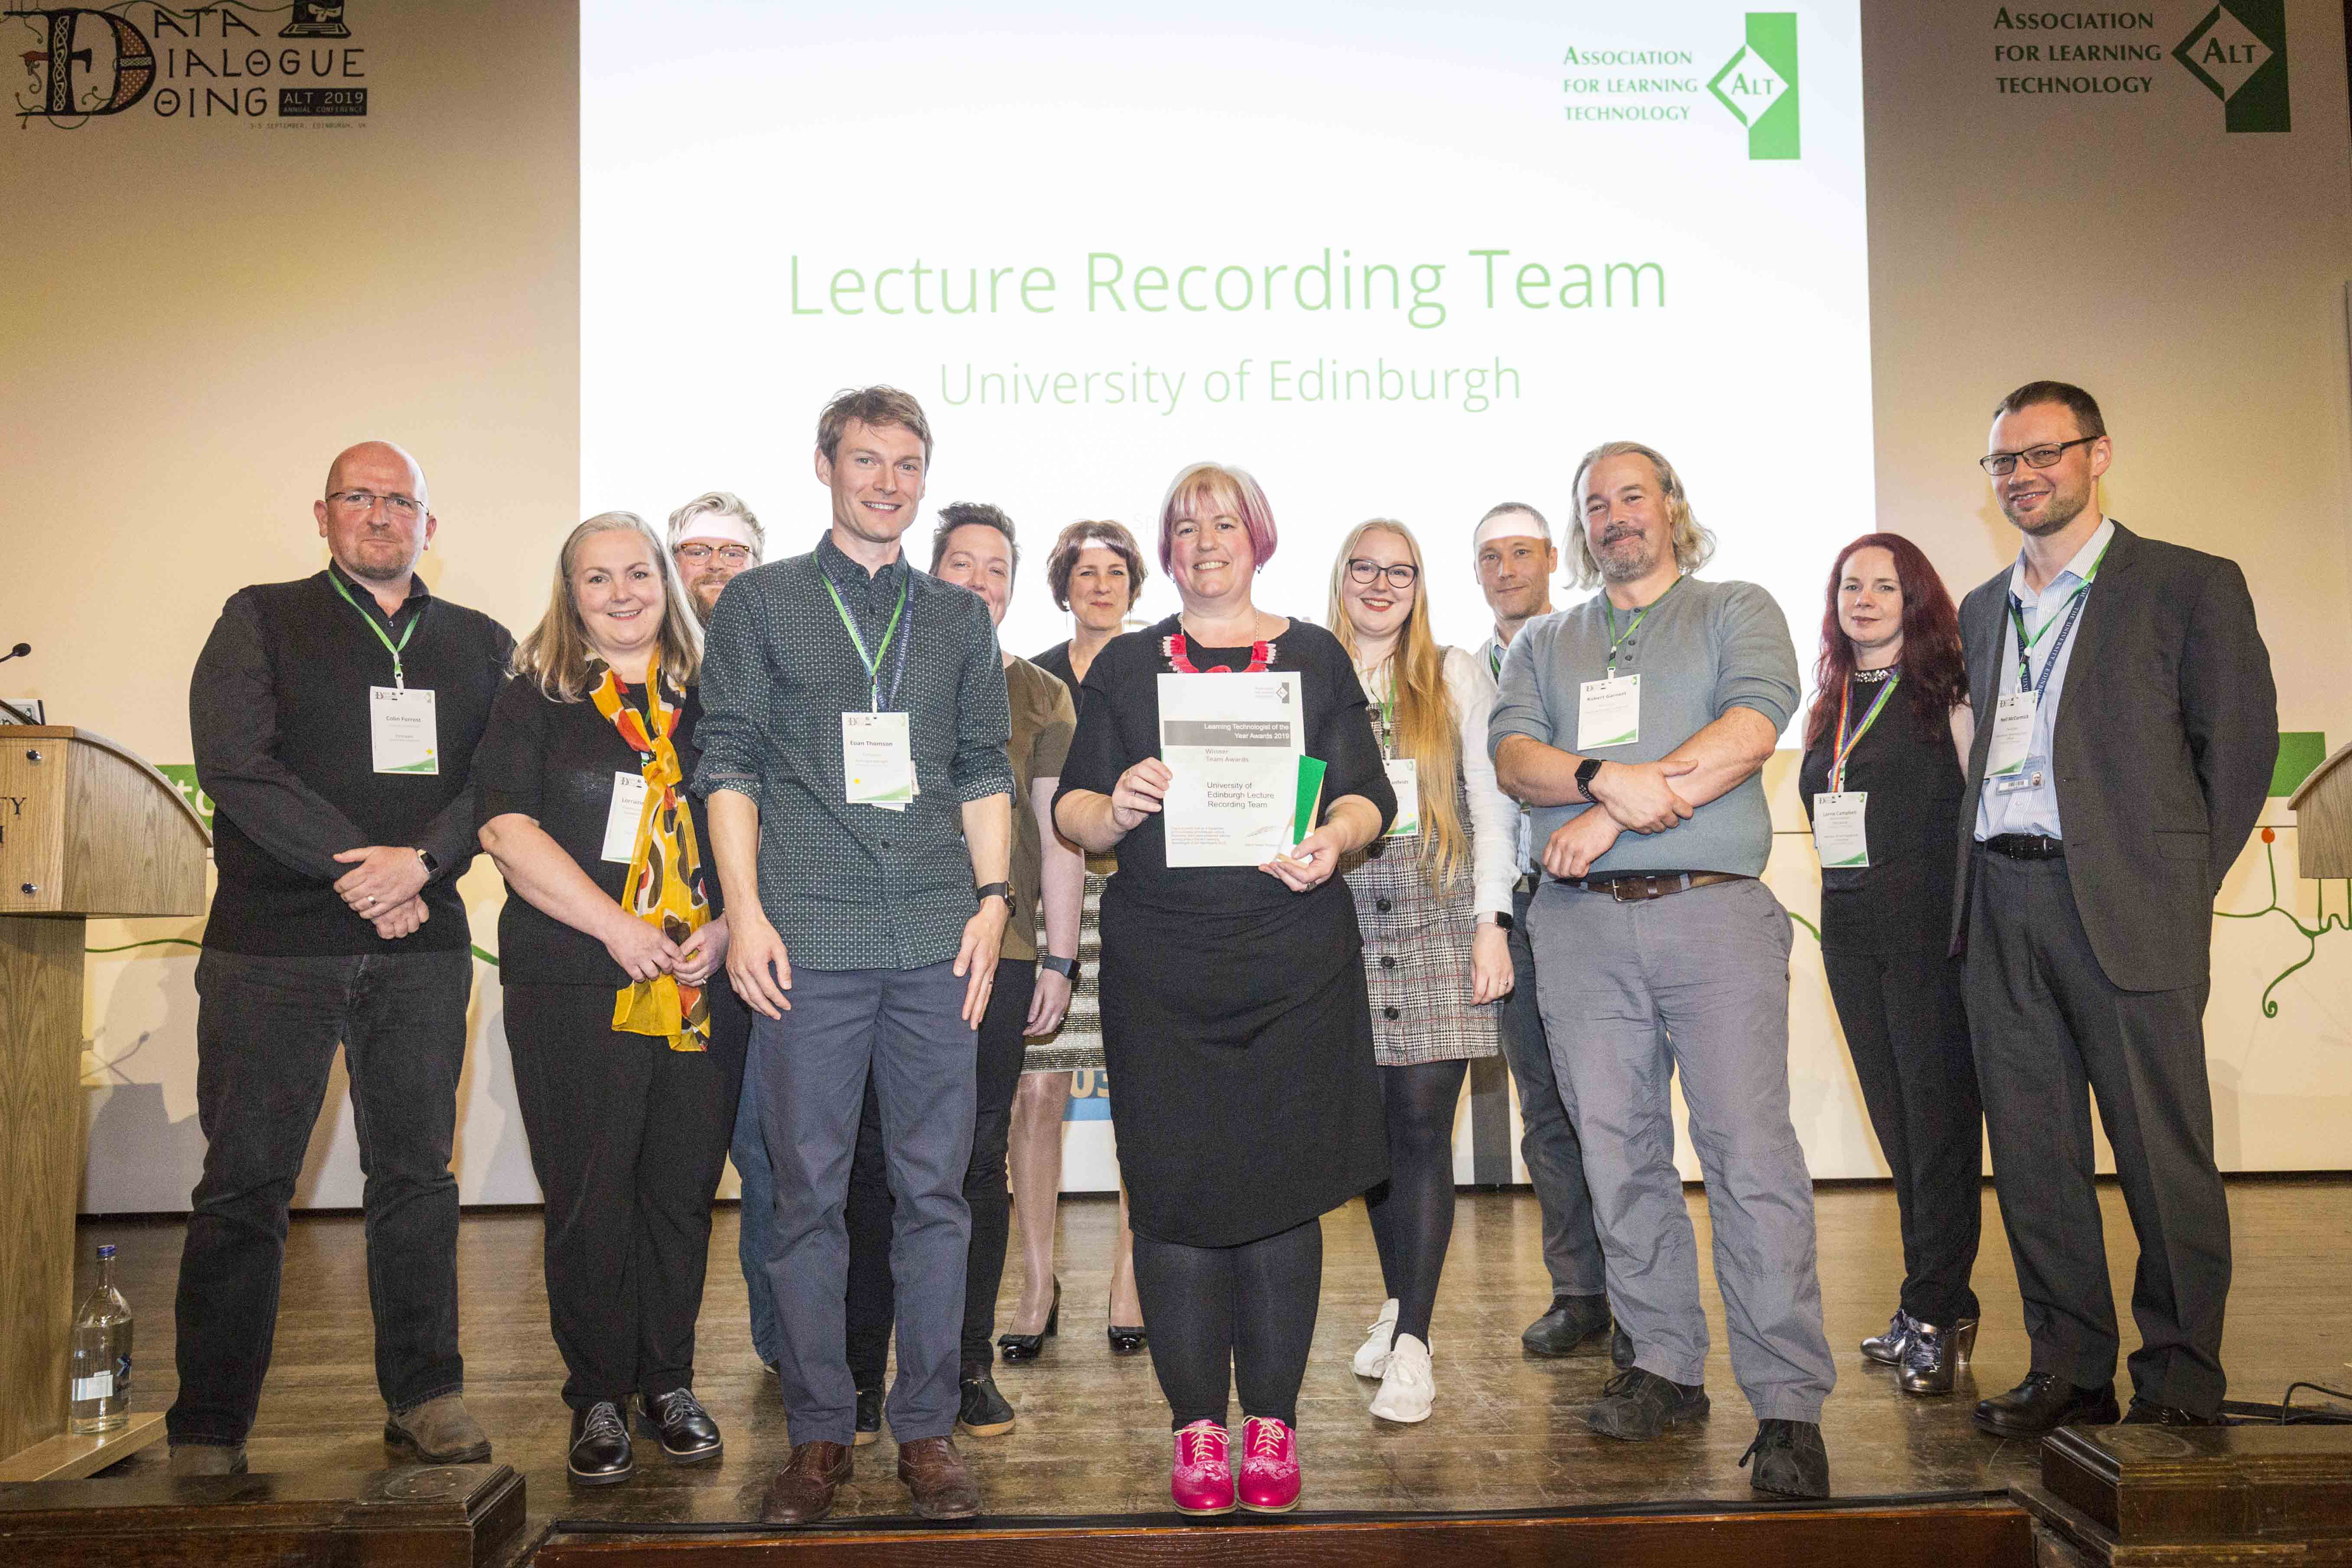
[0,1412,164,1482]
[533,1494,2034,1568]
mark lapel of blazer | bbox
[2050,520,2137,764]
[1960,566,2010,797]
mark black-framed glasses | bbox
[1978,437,2097,476]
[1346,558,1419,590]
[327,489,423,519]
[677,543,753,565]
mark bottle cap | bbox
[96,1244,115,1261]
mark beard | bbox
[690,579,724,626]
[2004,484,2089,537]
[343,538,414,581]
[1594,527,1661,584]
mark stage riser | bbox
[534,1503,2033,1568]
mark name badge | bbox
[1383,757,1420,838]
[1985,691,2034,778]
[1811,791,1869,868]
[1577,674,1640,750]
[843,711,915,806]
[602,771,650,863]
[369,686,439,775]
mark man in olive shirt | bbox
[696,388,1014,1525]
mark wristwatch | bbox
[1574,757,1606,803]
[414,848,440,878]
[1484,911,1515,932]
[975,881,1015,916]
[1039,954,1078,980]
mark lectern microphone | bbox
[0,643,29,663]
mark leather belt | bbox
[1512,872,1541,896]
[1980,834,2065,861]
[1554,870,1751,903]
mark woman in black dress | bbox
[1797,532,1982,1396]
[1054,463,1394,1517]
[475,513,749,1483]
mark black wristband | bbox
[1038,954,1078,980]
[1574,757,1605,803]
[975,881,1015,915]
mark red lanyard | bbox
[1163,631,1275,674]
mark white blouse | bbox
[1354,645,1518,919]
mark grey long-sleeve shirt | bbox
[1487,577,1798,879]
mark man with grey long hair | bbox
[669,492,766,626]
[1489,440,1834,1499]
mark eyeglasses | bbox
[1978,437,2097,476]
[1346,558,1419,590]
[327,489,423,520]
[677,544,754,565]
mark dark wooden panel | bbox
[2042,1424,2352,1545]
[0,1463,524,1568]
[0,915,84,1461]
[534,1500,2033,1568]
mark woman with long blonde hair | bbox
[1327,518,1518,1426]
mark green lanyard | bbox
[1487,641,1503,681]
[2008,535,2112,693]
[1602,576,1679,675]
[329,570,420,689]
[1828,672,1899,794]
[823,572,909,712]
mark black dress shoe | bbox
[998,1276,1060,1363]
[957,1372,1016,1437]
[1108,1324,1147,1355]
[853,1383,882,1447]
[638,1387,722,1463]
[1522,1293,1612,1357]
[1610,1324,1636,1370]
[1742,1419,1830,1499]
[568,1400,635,1485]
[1973,1372,2120,1438]
[2121,1397,2225,1427]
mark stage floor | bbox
[71,1178,2352,1551]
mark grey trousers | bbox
[1528,876,1836,1422]
[1500,882,1608,1297]
[1964,851,2231,1415]
[751,960,976,1446]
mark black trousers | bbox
[1821,945,1982,1327]
[845,957,1034,1381]
[1964,851,2231,1415]
[505,978,749,1410]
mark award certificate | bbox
[1157,672,1304,867]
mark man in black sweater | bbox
[169,441,513,1475]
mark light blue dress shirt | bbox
[1974,516,2115,841]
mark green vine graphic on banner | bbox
[2215,829,2352,1018]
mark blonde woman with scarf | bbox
[476,512,747,1487]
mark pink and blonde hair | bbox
[1157,462,1278,574]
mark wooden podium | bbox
[2289,738,2352,878]
[0,727,208,1478]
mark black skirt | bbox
[1099,875,1389,1249]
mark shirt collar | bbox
[326,557,430,615]
[2009,515,2114,605]
[816,532,909,598]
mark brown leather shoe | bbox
[897,1434,980,1520]
[761,1440,853,1526]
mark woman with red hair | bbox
[1798,533,1984,1399]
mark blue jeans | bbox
[169,947,472,1446]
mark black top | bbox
[473,675,721,986]
[1055,616,1396,910]
[691,536,1016,971]
[1798,669,1963,954]
[192,562,513,956]
[1032,641,1079,707]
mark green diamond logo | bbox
[1710,13,1799,160]
[2173,0,2290,132]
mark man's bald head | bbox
[324,440,430,510]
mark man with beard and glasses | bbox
[1489,442,1834,1499]
[173,441,513,1476]
[1470,503,1612,1359]
[669,492,766,628]
[1954,381,2273,1438]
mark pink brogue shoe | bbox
[1170,1418,1235,1515]
[1237,1415,1301,1513]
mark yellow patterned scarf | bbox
[590,655,711,1051]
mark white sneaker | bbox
[1368,1333,1433,1423]
[1350,1299,1401,1378]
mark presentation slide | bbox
[583,0,1871,675]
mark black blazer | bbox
[1947,522,2276,992]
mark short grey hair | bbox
[665,491,765,558]
[1566,441,1715,588]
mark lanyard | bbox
[1828,672,1899,793]
[1601,576,1678,675]
[824,572,910,712]
[329,570,420,689]
[1488,641,1503,681]
[2008,536,2111,695]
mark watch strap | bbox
[1574,757,1604,802]
[1038,954,1078,980]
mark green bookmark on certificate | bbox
[1293,756,1327,844]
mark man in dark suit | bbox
[1951,381,2275,1436]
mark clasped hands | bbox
[333,844,430,939]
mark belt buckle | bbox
[1611,877,1649,903]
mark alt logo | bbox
[1709,13,1798,161]
[2174,0,2288,133]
